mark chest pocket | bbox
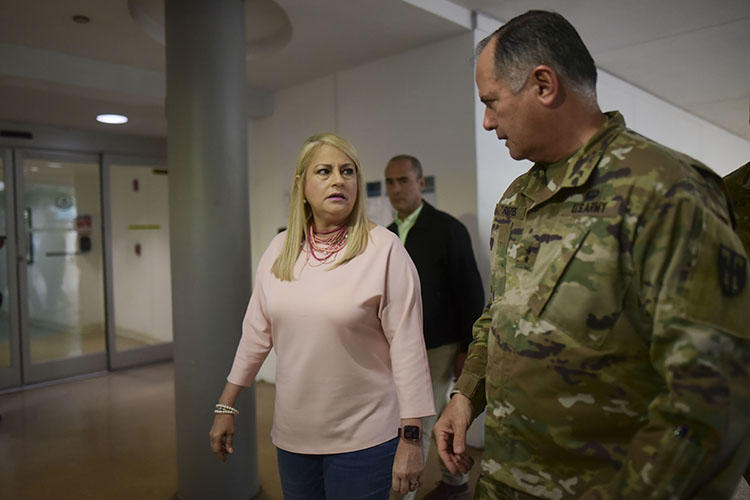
[525,223,625,349]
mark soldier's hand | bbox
[434,393,475,474]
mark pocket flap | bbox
[528,229,590,317]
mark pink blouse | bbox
[227,224,435,454]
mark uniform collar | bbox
[522,111,625,206]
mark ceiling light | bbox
[97,114,128,125]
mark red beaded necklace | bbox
[307,224,349,262]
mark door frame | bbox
[0,148,21,389]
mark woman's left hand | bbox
[391,438,424,494]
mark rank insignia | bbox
[718,244,746,297]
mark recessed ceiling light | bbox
[72,15,90,24]
[97,114,128,125]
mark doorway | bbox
[0,148,172,389]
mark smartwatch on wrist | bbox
[398,425,421,442]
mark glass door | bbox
[16,151,107,383]
[103,156,173,369]
[0,149,171,389]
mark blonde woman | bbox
[209,133,434,499]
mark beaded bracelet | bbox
[214,403,239,415]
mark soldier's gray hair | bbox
[477,10,598,101]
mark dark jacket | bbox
[388,201,485,351]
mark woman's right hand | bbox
[209,414,236,462]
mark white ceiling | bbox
[0,0,748,141]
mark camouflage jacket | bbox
[725,162,750,257]
[455,112,750,499]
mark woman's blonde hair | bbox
[271,133,370,281]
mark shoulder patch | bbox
[718,244,746,297]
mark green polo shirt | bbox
[394,202,424,245]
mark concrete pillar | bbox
[165,1,259,498]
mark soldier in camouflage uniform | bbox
[434,10,750,500]
[725,162,750,255]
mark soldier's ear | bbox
[529,65,559,107]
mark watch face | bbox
[403,425,420,440]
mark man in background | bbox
[385,154,484,500]
[435,10,750,499]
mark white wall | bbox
[249,33,478,382]
[336,33,478,230]
[596,69,750,175]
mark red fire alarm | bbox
[75,214,92,233]
[135,243,141,256]
[133,179,139,192]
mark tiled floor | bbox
[0,362,178,500]
[0,362,482,500]
[2,361,745,500]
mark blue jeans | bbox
[276,437,398,500]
